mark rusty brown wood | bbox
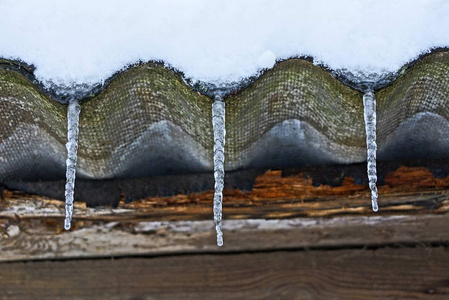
[2,166,449,222]
[0,166,448,261]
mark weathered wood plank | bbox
[0,215,448,261]
[2,167,449,223]
[1,166,449,261]
[0,247,448,299]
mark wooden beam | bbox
[2,167,449,222]
[0,247,448,299]
[1,166,448,261]
[0,214,448,261]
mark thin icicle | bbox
[363,91,378,212]
[64,98,81,230]
[212,96,225,246]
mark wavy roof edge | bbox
[1,47,448,104]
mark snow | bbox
[0,0,448,91]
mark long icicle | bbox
[363,91,378,212]
[64,97,81,230]
[212,96,225,246]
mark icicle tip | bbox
[372,200,379,212]
[64,220,71,230]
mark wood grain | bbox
[1,166,449,261]
[0,247,448,299]
[2,167,449,223]
[0,214,447,261]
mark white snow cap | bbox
[0,0,448,88]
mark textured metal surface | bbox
[377,52,449,161]
[0,69,66,180]
[0,52,448,181]
[78,63,213,178]
[225,59,364,169]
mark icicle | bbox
[363,91,378,212]
[64,98,81,230]
[212,96,225,246]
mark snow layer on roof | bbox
[0,0,448,90]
